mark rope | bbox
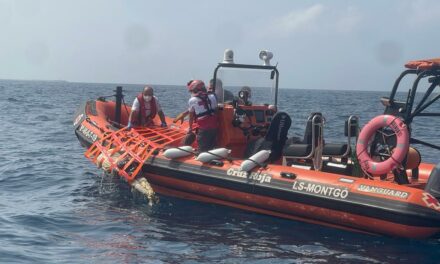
[205,150,233,162]
[245,158,266,169]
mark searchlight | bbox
[259,50,273,66]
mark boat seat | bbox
[322,115,359,158]
[282,136,310,156]
[283,144,313,157]
[244,111,291,161]
[282,112,324,170]
[322,143,349,156]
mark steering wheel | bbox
[231,99,254,135]
[369,127,397,161]
[230,99,269,137]
[368,127,409,183]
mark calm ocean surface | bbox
[1,80,440,264]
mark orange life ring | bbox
[356,115,409,175]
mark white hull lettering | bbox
[226,168,272,183]
[292,180,349,199]
[357,184,409,199]
[79,124,98,142]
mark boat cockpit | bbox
[210,51,440,188]
[211,50,360,174]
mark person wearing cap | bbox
[127,85,167,128]
[186,80,218,152]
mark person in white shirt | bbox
[127,85,167,128]
[186,80,218,152]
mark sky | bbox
[0,0,439,90]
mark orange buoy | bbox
[356,115,409,175]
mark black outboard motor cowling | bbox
[243,112,291,161]
[265,111,292,161]
[425,162,440,199]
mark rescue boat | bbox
[73,50,440,239]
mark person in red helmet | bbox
[127,85,167,128]
[186,80,218,152]
[173,81,207,124]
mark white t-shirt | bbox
[188,94,217,117]
[132,96,162,117]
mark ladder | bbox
[85,126,187,182]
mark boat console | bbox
[212,50,279,158]
[217,103,274,157]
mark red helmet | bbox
[187,80,205,93]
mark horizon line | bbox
[0,77,391,92]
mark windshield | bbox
[213,66,278,106]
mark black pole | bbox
[115,86,123,124]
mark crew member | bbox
[127,85,167,128]
[187,80,218,152]
[173,82,208,124]
[238,86,252,106]
[208,78,234,103]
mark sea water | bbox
[1,80,440,263]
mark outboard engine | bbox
[244,112,291,161]
[265,111,292,160]
[425,162,440,199]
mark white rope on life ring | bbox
[356,115,409,175]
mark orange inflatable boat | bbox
[74,51,440,238]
